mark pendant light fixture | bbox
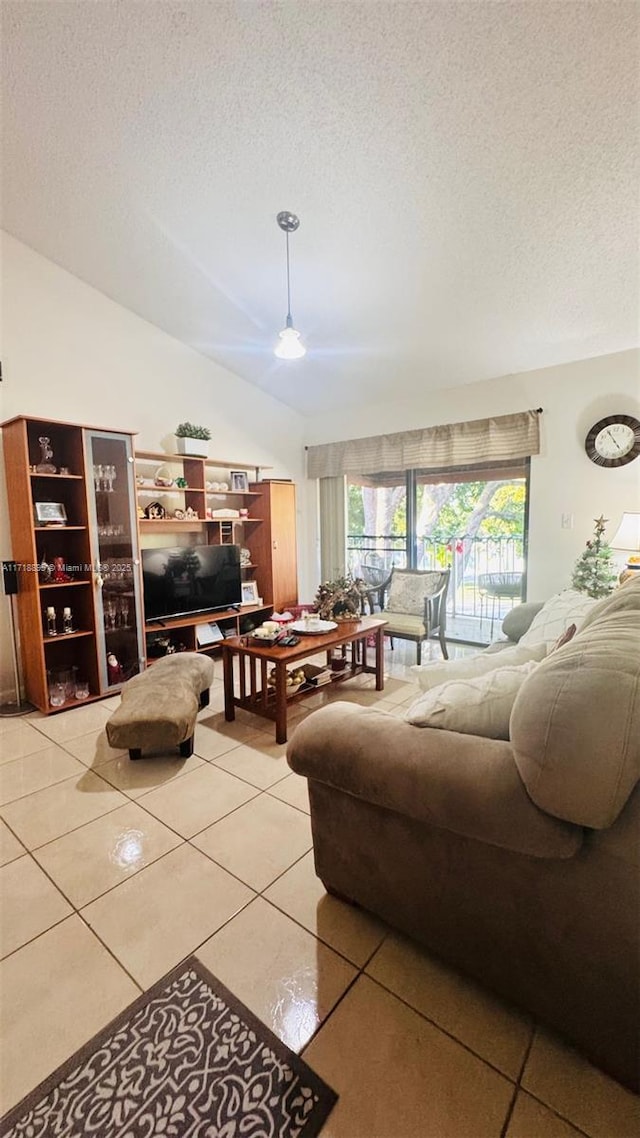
[274,211,306,360]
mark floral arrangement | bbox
[314,574,368,621]
[175,422,211,441]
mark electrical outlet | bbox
[561,513,574,530]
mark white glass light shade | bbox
[274,325,306,360]
[611,512,640,552]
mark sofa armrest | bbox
[287,702,581,859]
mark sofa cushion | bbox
[405,661,539,739]
[577,574,640,631]
[518,590,597,647]
[384,611,428,637]
[411,641,547,692]
[287,702,581,858]
[511,590,640,828]
[386,570,444,615]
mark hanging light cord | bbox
[274,210,305,358]
[285,229,292,324]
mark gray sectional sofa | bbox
[287,579,640,1090]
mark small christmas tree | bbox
[571,516,617,598]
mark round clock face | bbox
[585,414,640,467]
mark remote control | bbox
[278,634,300,646]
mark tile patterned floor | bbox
[1,640,638,1135]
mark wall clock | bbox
[585,414,640,467]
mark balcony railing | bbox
[347,533,525,621]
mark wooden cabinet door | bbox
[247,481,298,611]
[270,482,298,611]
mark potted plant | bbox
[175,422,211,458]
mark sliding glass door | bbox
[346,476,407,592]
[346,460,529,643]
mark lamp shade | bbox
[274,325,306,360]
[611,513,640,552]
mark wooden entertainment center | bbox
[1,415,298,713]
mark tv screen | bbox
[142,544,242,621]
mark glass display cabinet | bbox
[85,430,145,691]
[0,415,144,712]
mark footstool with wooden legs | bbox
[105,653,214,761]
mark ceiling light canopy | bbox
[274,211,306,360]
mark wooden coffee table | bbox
[221,616,387,744]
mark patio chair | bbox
[365,567,450,664]
[361,554,393,613]
[478,571,524,636]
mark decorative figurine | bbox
[51,557,72,583]
[36,436,57,474]
[144,501,166,519]
[174,476,188,489]
[107,653,123,684]
[184,506,199,519]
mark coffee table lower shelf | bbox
[221,617,387,743]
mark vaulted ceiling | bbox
[2,1,638,415]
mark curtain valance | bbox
[306,410,540,480]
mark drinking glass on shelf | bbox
[106,464,116,492]
[74,680,89,700]
[104,599,117,630]
[58,667,78,700]
[94,464,103,492]
[49,683,65,707]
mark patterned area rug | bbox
[1,958,337,1137]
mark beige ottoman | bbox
[106,653,214,760]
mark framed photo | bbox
[34,501,67,526]
[240,580,259,606]
[230,470,249,493]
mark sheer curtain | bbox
[318,476,346,582]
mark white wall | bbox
[2,231,638,699]
[0,233,309,698]
[303,351,640,601]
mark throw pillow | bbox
[550,622,577,652]
[518,590,597,647]
[501,602,544,643]
[386,570,445,615]
[410,641,547,692]
[405,660,540,739]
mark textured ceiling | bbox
[2,1,638,416]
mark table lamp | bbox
[611,513,640,584]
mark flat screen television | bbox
[142,544,242,621]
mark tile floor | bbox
[1,640,638,1136]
